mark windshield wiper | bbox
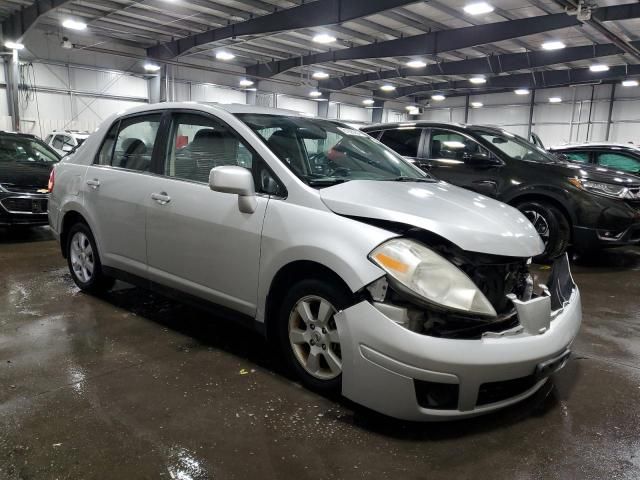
[385,176,435,183]
[306,178,349,186]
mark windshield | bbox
[0,136,60,164]
[236,113,430,187]
[472,129,558,164]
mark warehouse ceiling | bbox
[1,0,639,101]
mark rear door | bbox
[83,112,163,277]
[144,110,272,316]
[423,128,503,197]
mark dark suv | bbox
[0,131,60,228]
[362,122,640,260]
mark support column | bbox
[149,74,161,104]
[605,83,616,141]
[159,65,169,102]
[464,95,470,123]
[585,85,595,141]
[527,89,536,138]
[317,94,329,118]
[245,88,257,106]
[6,49,20,131]
[371,100,385,124]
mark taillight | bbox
[48,168,55,193]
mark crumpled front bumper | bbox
[335,256,582,421]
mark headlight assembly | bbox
[569,177,635,199]
[369,238,497,317]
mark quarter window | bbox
[596,152,640,173]
[379,128,420,158]
[111,114,162,172]
[97,123,120,166]
[52,135,65,150]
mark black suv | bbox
[0,131,60,228]
[362,122,640,260]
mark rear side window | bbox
[379,128,420,158]
[596,151,640,173]
[563,151,590,163]
[111,114,161,172]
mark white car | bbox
[48,103,581,421]
[45,130,90,156]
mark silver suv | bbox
[48,103,581,421]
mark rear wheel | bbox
[517,200,570,263]
[277,278,352,392]
[66,222,115,293]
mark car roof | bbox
[0,131,38,139]
[106,101,316,120]
[362,121,468,131]
[550,142,640,151]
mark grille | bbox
[1,197,48,213]
[0,184,46,194]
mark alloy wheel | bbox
[288,295,342,380]
[69,231,95,283]
[523,209,550,242]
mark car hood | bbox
[0,161,54,189]
[319,180,544,258]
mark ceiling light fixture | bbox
[5,41,24,50]
[622,79,639,87]
[363,99,375,105]
[406,60,427,68]
[549,97,562,103]
[62,19,87,31]
[239,79,254,87]
[431,94,446,101]
[312,71,329,79]
[143,63,161,72]
[309,90,322,97]
[215,51,235,60]
[589,64,609,72]
[514,89,530,95]
[380,84,396,91]
[469,76,486,84]
[542,41,565,51]
[463,2,494,15]
[312,33,336,44]
[471,101,483,108]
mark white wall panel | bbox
[339,104,371,122]
[276,95,317,115]
[31,63,69,90]
[192,84,245,104]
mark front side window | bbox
[165,113,281,195]
[0,135,59,164]
[472,128,557,163]
[429,130,489,163]
[111,114,161,172]
[379,128,421,158]
[236,114,428,188]
[563,151,590,163]
[596,151,640,173]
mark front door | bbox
[145,111,269,316]
[422,128,503,197]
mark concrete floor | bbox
[1,227,639,480]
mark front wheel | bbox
[66,222,115,293]
[277,278,352,392]
[517,200,571,263]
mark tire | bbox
[276,278,353,393]
[66,222,115,293]
[517,200,571,263]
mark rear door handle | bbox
[86,179,100,188]
[151,192,171,205]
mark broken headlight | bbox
[369,238,497,317]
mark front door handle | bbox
[86,179,100,189]
[151,192,171,205]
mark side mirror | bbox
[464,152,502,167]
[209,165,257,214]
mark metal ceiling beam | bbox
[147,0,420,60]
[319,42,640,91]
[2,0,73,42]
[247,13,583,78]
[247,2,640,79]
[391,64,640,98]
